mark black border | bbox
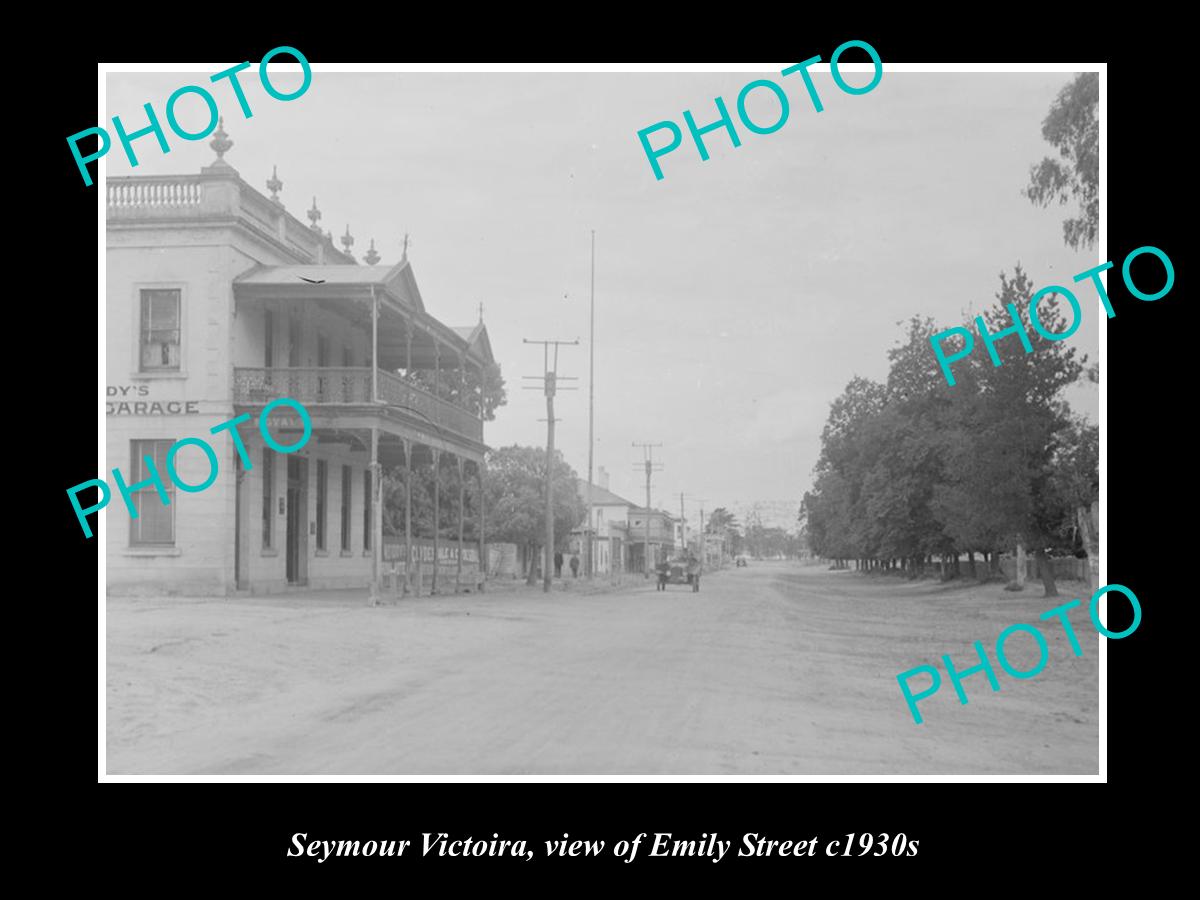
[41,18,1172,880]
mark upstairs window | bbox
[140,289,181,371]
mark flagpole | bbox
[586,230,596,578]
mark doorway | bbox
[286,455,308,585]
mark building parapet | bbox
[107,171,354,266]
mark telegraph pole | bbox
[523,338,579,593]
[632,442,663,577]
[586,230,596,579]
[679,492,686,553]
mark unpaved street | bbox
[106,563,1099,775]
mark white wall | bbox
[105,235,241,595]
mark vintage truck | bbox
[656,554,701,592]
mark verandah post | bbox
[456,455,465,593]
[403,438,414,597]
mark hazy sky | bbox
[106,68,1100,528]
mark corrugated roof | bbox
[576,479,636,508]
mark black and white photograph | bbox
[92,61,1108,778]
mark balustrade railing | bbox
[234,367,372,405]
[376,369,482,441]
[234,367,482,443]
[107,177,202,210]
[108,175,342,263]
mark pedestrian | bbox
[570,554,580,578]
[656,557,669,591]
[554,551,563,578]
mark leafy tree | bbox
[704,507,742,561]
[482,445,585,583]
[398,361,507,421]
[817,376,887,476]
[806,469,856,567]
[456,362,509,421]
[803,278,1092,595]
[382,455,480,540]
[382,463,429,538]
[872,317,962,570]
[706,507,739,533]
[937,267,1086,594]
[480,362,508,422]
[1024,73,1099,251]
[1047,417,1100,588]
[812,376,887,568]
[1022,74,1101,584]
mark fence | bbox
[380,538,482,595]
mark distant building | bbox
[627,507,676,574]
[571,468,635,575]
[702,532,726,569]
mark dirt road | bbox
[106,563,1099,775]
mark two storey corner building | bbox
[106,127,494,597]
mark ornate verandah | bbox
[233,260,495,601]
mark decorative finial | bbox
[478,301,484,323]
[209,117,233,162]
[341,225,355,256]
[307,197,322,231]
[266,165,283,205]
[364,238,380,265]
[401,232,410,263]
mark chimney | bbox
[598,466,610,490]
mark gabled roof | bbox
[233,259,501,367]
[576,478,636,508]
[451,322,495,366]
